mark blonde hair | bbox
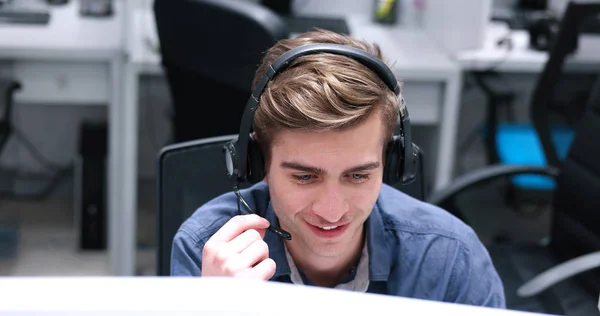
[252,29,402,162]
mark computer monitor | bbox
[0,277,558,315]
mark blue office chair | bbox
[495,123,574,191]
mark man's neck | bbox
[285,227,365,288]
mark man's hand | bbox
[201,214,276,280]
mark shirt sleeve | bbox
[444,229,507,309]
[170,229,203,276]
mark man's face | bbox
[265,112,386,258]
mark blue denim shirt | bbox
[171,182,506,308]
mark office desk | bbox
[0,2,124,103]
[124,10,462,274]
[0,2,131,275]
[0,277,553,315]
[457,22,600,72]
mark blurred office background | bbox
[0,1,599,313]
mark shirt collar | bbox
[262,201,292,279]
[366,199,395,281]
[284,236,370,292]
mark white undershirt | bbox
[284,242,370,292]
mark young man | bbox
[171,29,506,308]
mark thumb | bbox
[212,214,270,242]
[256,227,268,239]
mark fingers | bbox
[226,229,267,254]
[222,239,270,276]
[201,214,275,279]
[238,239,269,268]
[209,229,265,266]
[242,258,277,280]
[210,214,270,243]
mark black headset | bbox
[224,42,419,190]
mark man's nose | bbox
[311,182,350,223]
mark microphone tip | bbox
[269,225,292,240]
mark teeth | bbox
[319,226,338,230]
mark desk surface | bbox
[457,22,600,73]
[0,277,552,315]
[0,0,124,60]
[129,9,458,79]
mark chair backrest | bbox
[529,1,600,167]
[0,80,20,158]
[157,135,426,275]
[153,0,288,142]
[525,1,600,295]
[157,135,245,275]
[551,73,600,295]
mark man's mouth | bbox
[319,226,339,230]
[307,222,349,238]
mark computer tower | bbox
[74,121,107,250]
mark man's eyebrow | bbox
[280,161,381,174]
[342,161,381,174]
[280,161,326,174]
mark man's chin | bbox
[309,246,348,258]
[304,237,354,257]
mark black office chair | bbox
[0,79,21,159]
[427,4,600,315]
[156,135,426,276]
[429,81,600,316]
[467,1,600,215]
[153,0,288,143]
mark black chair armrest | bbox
[426,164,560,206]
[0,79,21,119]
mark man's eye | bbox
[350,174,369,182]
[292,174,313,181]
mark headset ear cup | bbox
[383,136,403,185]
[403,142,420,184]
[246,135,266,183]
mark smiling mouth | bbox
[319,226,339,230]
[306,222,349,238]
